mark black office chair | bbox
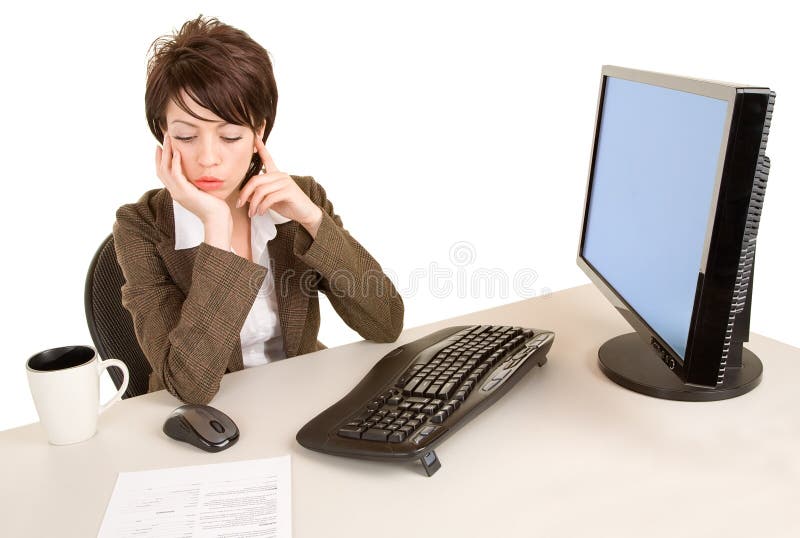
[85,233,152,399]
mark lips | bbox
[194,176,224,191]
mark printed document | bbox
[97,455,291,537]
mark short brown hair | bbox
[144,15,278,187]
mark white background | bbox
[1,0,796,432]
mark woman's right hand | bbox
[155,134,230,224]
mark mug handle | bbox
[97,358,130,414]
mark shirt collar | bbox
[172,200,291,250]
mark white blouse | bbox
[173,199,291,367]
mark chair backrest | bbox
[84,233,152,398]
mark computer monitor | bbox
[577,65,775,401]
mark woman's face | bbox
[164,89,263,202]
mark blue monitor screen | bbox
[582,77,729,360]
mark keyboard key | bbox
[438,382,457,399]
[431,412,446,424]
[338,427,363,439]
[414,379,433,395]
[411,425,439,444]
[473,325,492,336]
[362,428,391,442]
[424,385,442,398]
[397,365,424,387]
[354,410,373,421]
[422,404,438,415]
[388,431,407,443]
[403,376,423,394]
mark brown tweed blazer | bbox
[113,175,404,404]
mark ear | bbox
[253,120,267,152]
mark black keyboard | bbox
[296,324,554,476]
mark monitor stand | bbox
[598,333,763,402]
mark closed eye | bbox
[173,136,242,143]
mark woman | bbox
[113,15,404,405]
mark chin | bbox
[192,184,231,199]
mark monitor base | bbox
[598,333,762,401]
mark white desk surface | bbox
[1,284,798,537]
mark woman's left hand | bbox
[237,137,323,227]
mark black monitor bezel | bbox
[576,65,771,388]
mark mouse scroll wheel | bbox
[210,420,225,433]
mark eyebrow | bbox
[169,119,233,127]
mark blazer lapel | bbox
[155,190,197,296]
[268,221,310,358]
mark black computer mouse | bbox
[163,404,239,452]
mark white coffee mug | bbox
[26,345,130,445]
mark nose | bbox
[197,137,221,168]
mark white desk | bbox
[1,285,798,537]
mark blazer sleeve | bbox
[292,176,404,342]
[113,203,266,405]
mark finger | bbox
[160,133,174,182]
[172,148,187,185]
[246,178,291,216]
[255,136,279,173]
[160,133,171,172]
[247,182,281,217]
[239,174,269,208]
[155,146,168,187]
[239,173,289,208]
[255,191,288,216]
[155,144,177,189]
